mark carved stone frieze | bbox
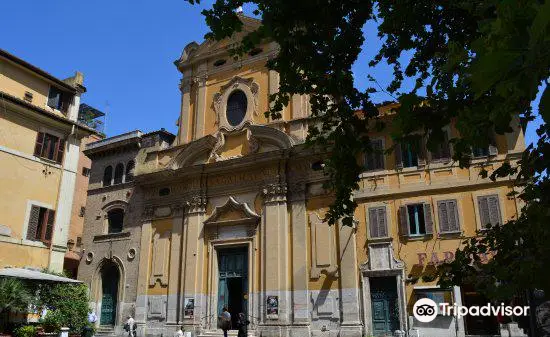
[186,194,207,214]
[262,183,288,204]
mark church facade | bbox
[78,15,527,337]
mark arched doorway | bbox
[100,262,120,325]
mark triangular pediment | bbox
[204,196,260,225]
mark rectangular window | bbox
[477,195,502,229]
[368,206,388,238]
[47,87,64,110]
[399,203,433,236]
[365,139,384,171]
[414,289,454,314]
[82,167,91,177]
[437,199,461,233]
[396,138,425,169]
[34,132,64,163]
[26,205,55,245]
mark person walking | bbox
[125,315,136,337]
[219,306,231,337]
[87,310,98,325]
[174,325,185,337]
[236,313,250,337]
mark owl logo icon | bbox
[413,298,438,323]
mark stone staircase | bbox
[198,329,256,337]
[95,325,116,337]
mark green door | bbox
[218,247,248,329]
[100,264,119,325]
[370,277,400,336]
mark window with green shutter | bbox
[368,206,388,238]
[437,199,460,233]
[477,195,502,229]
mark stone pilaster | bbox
[181,195,207,328]
[178,74,192,145]
[136,210,153,324]
[167,204,184,324]
[193,65,208,140]
[260,183,291,337]
[289,183,310,337]
[337,220,362,337]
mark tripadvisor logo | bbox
[413,298,530,323]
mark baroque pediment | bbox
[204,196,260,226]
[169,125,294,170]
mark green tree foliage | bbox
[38,282,90,333]
[0,277,33,314]
[14,325,36,337]
[187,0,550,300]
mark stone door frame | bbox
[360,241,408,336]
[205,237,258,331]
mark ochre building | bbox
[78,16,527,337]
[0,49,102,274]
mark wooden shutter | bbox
[377,206,388,237]
[437,201,450,233]
[438,200,460,233]
[447,200,460,232]
[55,138,65,164]
[365,150,375,171]
[34,132,45,157]
[395,143,403,170]
[487,195,502,226]
[423,203,433,234]
[373,140,384,170]
[399,205,410,236]
[368,207,379,238]
[368,206,388,238]
[478,196,491,228]
[26,205,41,240]
[44,210,55,244]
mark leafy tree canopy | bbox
[187,0,550,300]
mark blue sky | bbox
[0,0,542,145]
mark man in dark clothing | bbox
[236,313,250,337]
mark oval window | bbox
[226,90,247,126]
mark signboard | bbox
[184,298,195,318]
[266,295,279,319]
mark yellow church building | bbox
[78,15,527,337]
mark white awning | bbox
[0,268,82,283]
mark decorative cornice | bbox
[262,183,287,204]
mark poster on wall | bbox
[266,295,279,319]
[184,298,195,317]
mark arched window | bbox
[107,208,124,233]
[114,163,124,184]
[103,166,113,187]
[125,160,135,182]
[226,90,247,126]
